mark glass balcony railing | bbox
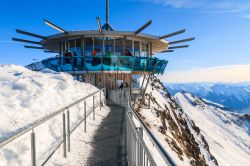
[26,55,168,74]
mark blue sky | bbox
[0,0,250,79]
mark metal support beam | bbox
[96,17,102,33]
[12,38,41,45]
[169,37,195,45]
[44,20,67,33]
[16,29,46,39]
[159,29,186,39]
[24,45,44,49]
[160,50,174,53]
[168,45,189,49]
[44,50,57,53]
[135,20,152,35]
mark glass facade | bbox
[49,36,167,74]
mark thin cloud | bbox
[136,0,250,12]
[160,65,250,83]
[243,14,250,19]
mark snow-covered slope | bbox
[175,93,250,166]
[0,65,105,165]
[136,77,218,166]
[0,64,98,139]
[166,83,250,113]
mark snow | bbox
[0,65,107,165]
[166,82,250,113]
[175,92,250,166]
[139,78,217,166]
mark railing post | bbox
[67,110,70,152]
[104,88,106,105]
[84,100,87,132]
[121,89,123,105]
[31,129,36,166]
[93,95,95,121]
[62,112,67,158]
[99,91,102,110]
[116,89,118,104]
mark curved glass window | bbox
[105,37,114,56]
[134,41,140,56]
[125,40,133,56]
[94,37,104,55]
[115,38,124,56]
[141,42,149,57]
[84,38,94,56]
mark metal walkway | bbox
[86,102,127,166]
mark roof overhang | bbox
[40,30,169,54]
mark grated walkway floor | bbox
[85,102,127,166]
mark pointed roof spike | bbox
[106,0,109,23]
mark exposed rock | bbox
[135,76,218,166]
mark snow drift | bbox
[0,65,104,165]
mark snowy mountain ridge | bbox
[137,77,250,166]
[136,77,218,166]
[166,82,250,113]
[174,92,250,165]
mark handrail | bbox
[127,92,176,166]
[0,88,105,148]
[26,55,167,74]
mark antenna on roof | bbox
[106,0,109,23]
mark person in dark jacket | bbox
[65,50,72,64]
[119,82,124,89]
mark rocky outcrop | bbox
[134,76,218,166]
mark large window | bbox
[134,41,140,56]
[94,37,104,55]
[115,38,124,56]
[69,39,82,56]
[105,37,114,56]
[125,40,133,56]
[84,38,94,56]
[141,42,149,57]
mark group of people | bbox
[64,50,79,65]
[119,82,129,89]
[63,48,133,66]
[91,48,132,57]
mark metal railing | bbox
[26,55,168,74]
[0,88,106,166]
[126,91,176,166]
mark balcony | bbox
[26,55,168,74]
